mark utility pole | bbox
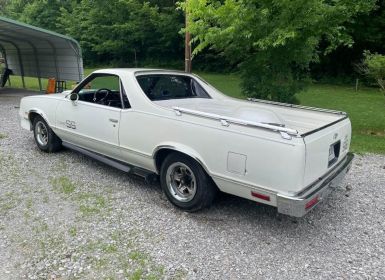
[184,3,192,73]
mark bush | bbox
[358,51,385,92]
[240,54,307,104]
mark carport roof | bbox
[0,16,84,89]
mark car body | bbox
[19,68,353,217]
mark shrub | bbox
[358,51,385,93]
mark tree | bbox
[58,0,184,66]
[1,0,184,67]
[182,0,376,102]
[357,51,385,93]
[0,0,72,33]
[312,0,385,81]
[0,0,10,14]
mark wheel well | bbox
[28,112,40,125]
[155,149,207,174]
[155,148,177,173]
[154,148,219,191]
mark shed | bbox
[0,16,83,91]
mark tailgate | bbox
[303,117,351,187]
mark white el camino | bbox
[19,69,354,217]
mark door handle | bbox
[109,118,118,123]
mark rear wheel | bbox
[160,153,217,212]
[32,115,62,153]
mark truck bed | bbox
[154,98,347,136]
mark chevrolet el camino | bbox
[19,69,354,217]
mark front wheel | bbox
[160,153,217,212]
[32,116,62,153]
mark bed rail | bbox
[247,98,347,115]
[172,106,299,139]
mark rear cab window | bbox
[136,74,211,101]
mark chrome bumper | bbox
[277,152,354,217]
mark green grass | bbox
[7,75,53,91]
[0,192,19,215]
[101,243,118,253]
[5,68,95,91]
[51,176,76,194]
[4,69,384,153]
[68,226,77,237]
[198,72,243,98]
[76,193,108,216]
[298,84,385,154]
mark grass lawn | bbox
[298,84,385,155]
[198,72,243,98]
[3,70,385,154]
[5,68,96,91]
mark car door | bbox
[55,74,124,159]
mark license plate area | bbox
[328,140,341,167]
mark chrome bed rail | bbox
[247,98,347,115]
[172,106,299,139]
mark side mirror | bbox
[69,93,79,102]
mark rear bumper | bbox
[277,152,354,217]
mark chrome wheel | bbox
[166,162,197,202]
[35,120,48,146]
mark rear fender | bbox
[152,143,210,175]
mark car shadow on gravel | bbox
[179,189,351,236]
[54,147,346,237]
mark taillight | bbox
[251,191,270,201]
[305,196,319,210]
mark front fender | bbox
[19,95,61,131]
[28,109,51,126]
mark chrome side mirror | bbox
[69,93,79,102]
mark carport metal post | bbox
[0,38,25,88]
[0,43,11,86]
[47,40,60,81]
[16,43,25,88]
[30,43,42,91]
[0,16,84,86]
[69,41,83,82]
[0,33,43,91]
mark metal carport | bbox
[0,16,83,91]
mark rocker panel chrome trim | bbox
[63,141,132,172]
[62,141,155,178]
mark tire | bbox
[32,115,62,153]
[160,153,217,212]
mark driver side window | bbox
[76,74,125,108]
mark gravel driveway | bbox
[1,91,384,280]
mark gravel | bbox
[0,90,384,279]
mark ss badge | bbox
[65,120,76,129]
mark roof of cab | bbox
[92,68,190,76]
